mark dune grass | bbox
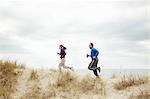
[0,60,106,98]
[110,73,117,79]
[130,88,150,99]
[53,71,106,97]
[114,74,149,90]
[44,85,56,98]
[0,60,23,98]
[56,71,76,87]
[29,71,106,98]
[29,69,39,81]
[21,84,42,99]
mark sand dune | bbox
[0,60,150,99]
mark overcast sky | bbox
[0,0,149,69]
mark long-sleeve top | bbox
[90,48,99,60]
[59,49,66,59]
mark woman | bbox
[57,45,73,72]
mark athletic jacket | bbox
[90,48,99,60]
[59,49,66,59]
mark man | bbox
[87,43,101,77]
[57,45,73,72]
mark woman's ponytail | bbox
[63,46,67,50]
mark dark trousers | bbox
[88,59,99,77]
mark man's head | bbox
[89,43,94,49]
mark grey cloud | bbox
[0,0,149,68]
[0,5,42,37]
[0,44,28,53]
[0,1,149,49]
[55,18,149,43]
[0,0,148,41]
[90,18,149,41]
[117,0,149,8]
[0,36,30,53]
[115,41,148,55]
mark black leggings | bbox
[93,69,98,76]
[88,60,99,77]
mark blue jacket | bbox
[90,48,99,60]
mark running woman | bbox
[57,45,73,72]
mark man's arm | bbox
[95,49,99,57]
[86,54,91,58]
[93,49,99,59]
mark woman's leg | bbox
[62,58,73,70]
[58,59,64,72]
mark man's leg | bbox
[96,60,101,73]
[93,60,100,77]
[93,69,98,77]
[88,61,92,70]
[88,60,99,77]
[88,60,97,70]
[97,67,101,73]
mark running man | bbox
[57,45,73,72]
[87,43,101,77]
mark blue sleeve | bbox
[91,48,99,58]
[95,49,99,57]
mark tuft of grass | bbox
[110,73,117,79]
[17,64,26,69]
[114,75,149,90]
[56,71,76,87]
[77,76,106,95]
[42,85,56,98]
[29,70,39,81]
[0,60,22,98]
[130,88,150,99]
[21,84,42,99]
[77,76,95,93]
[54,71,106,97]
[46,85,56,98]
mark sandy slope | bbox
[10,68,150,99]
[11,69,32,99]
